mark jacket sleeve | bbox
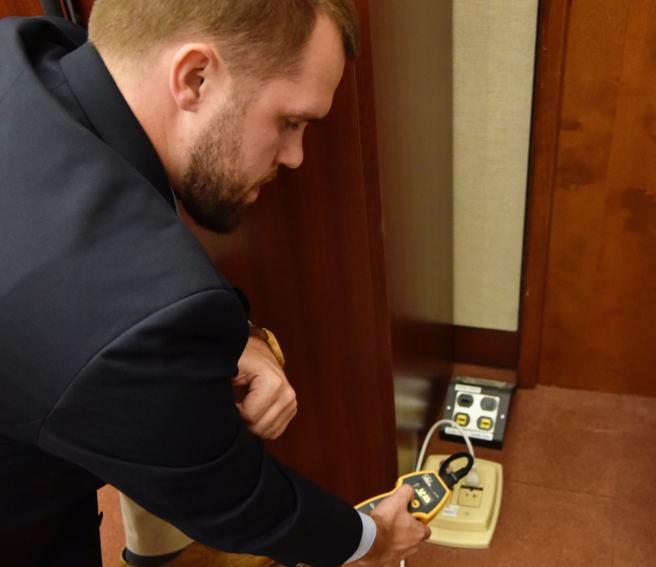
[37,289,362,567]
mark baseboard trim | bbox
[390,319,520,373]
[454,325,519,370]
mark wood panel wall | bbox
[518,0,572,389]
[522,0,656,397]
[0,0,43,16]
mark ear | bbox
[169,43,228,112]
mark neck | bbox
[100,49,185,187]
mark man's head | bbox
[88,0,359,233]
[89,0,359,80]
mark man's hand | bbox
[233,336,297,440]
[352,485,431,567]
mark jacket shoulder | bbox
[0,16,86,97]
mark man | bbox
[0,1,429,566]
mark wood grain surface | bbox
[0,0,43,17]
[525,0,656,396]
[518,0,572,389]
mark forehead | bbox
[245,15,346,121]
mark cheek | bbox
[243,129,282,171]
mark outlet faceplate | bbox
[441,377,515,448]
[423,455,503,549]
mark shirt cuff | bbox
[344,512,376,563]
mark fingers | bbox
[236,364,297,437]
[233,336,280,387]
[237,384,297,439]
[385,486,431,541]
[234,337,297,439]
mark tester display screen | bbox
[414,484,433,504]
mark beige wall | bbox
[369,0,538,333]
[453,0,538,332]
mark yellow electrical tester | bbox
[356,470,450,523]
[355,452,474,524]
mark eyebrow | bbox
[288,113,323,124]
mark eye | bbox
[284,119,301,131]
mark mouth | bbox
[246,170,278,204]
[258,169,279,187]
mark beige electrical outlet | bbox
[457,487,482,508]
[423,455,503,549]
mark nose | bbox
[274,128,305,169]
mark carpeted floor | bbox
[99,385,656,567]
[409,384,656,567]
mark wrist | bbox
[248,323,285,368]
[354,516,387,566]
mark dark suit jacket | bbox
[0,16,361,567]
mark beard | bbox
[177,92,276,234]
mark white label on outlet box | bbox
[455,384,481,394]
[441,505,459,517]
[445,426,494,441]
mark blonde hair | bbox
[88,0,359,79]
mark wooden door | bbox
[1,0,398,501]
[521,0,656,397]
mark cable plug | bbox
[464,466,480,488]
[438,452,474,489]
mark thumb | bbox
[387,484,431,538]
[372,484,415,519]
[392,484,416,505]
[232,369,254,387]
